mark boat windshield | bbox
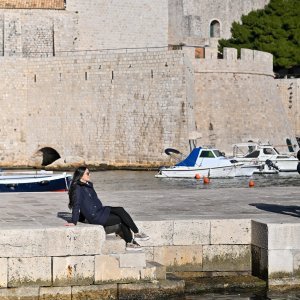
[263,148,275,155]
[213,150,224,157]
[245,150,260,158]
[199,150,215,158]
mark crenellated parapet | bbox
[188,47,274,77]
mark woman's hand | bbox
[64,223,76,226]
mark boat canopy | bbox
[176,148,201,167]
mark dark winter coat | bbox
[71,181,111,225]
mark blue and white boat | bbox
[155,147,257,178]
[0,171,72,192]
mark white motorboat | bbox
[155,147,258,178]
[232,142,299,174]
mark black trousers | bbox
[104,207,139,243]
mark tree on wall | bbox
[218,0,300,76]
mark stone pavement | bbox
[0,185,299,229]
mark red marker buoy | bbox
[195,173,201,180]
[203,176,210,184]
[249,180,255,187]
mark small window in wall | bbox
[210,20,220,38]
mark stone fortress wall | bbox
[0,50,194,167]
[168,0,269,46]
[277,78,300,142]
[0,0,168,58]
[0,0,298,167]
[186,47,297,154]
[0,0,64,9]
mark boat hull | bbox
[155,165,236,178]
[0,174,72,192]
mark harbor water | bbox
[170,290,300,299]
[90,170,300,191]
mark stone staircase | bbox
[98,234,166,283]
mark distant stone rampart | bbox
[185,47,297,154]
[277,78,300,139]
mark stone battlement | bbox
[0,0,65,9]
[186,47,274,76]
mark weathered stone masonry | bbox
[0,0,298,167]
[0,50,195,167]
[189,47,297,154]
[0,0,64,9]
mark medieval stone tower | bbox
[0,0,298,168]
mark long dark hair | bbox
[68,166,87,209]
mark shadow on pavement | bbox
[57,211,72,222]
[249,203,300,218]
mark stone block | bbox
[0,226,105,257]
[203,245,251,272]
[173,220,210,245]
[251,221,268,249]
[53,256,95,286]
[118,281,160,300]
[0,287,39,299]
[153,245,202,272]
[0,258,7,287]
[223,48,238,60]
[142,246,154,261]
[101,235,125,255]
[241,49,254,61]
[8,257,51,287]
[268,249,294,276]
[135,221,173,246]
[118,278,185,299]
[251,245,268,280]
[268,223,300,250]
[204,47,218,59]
[210,219,251,244]
[45,226,105,256]
[39,287,72,300]
[119,252,146,268]
[95,255,140,283]
[72,284,118,300]
[141,261,166,280]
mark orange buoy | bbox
[249,180,255,187]
[203,176,210,184]
[195,173,201,180]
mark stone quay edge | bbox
[0,186,299,299]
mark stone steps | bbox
[98,233,166,282]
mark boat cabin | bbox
[176,147,227,168]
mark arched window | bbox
[210,20,220,38]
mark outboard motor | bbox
[265,159,280,171]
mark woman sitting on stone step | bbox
[68,166,149,251]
